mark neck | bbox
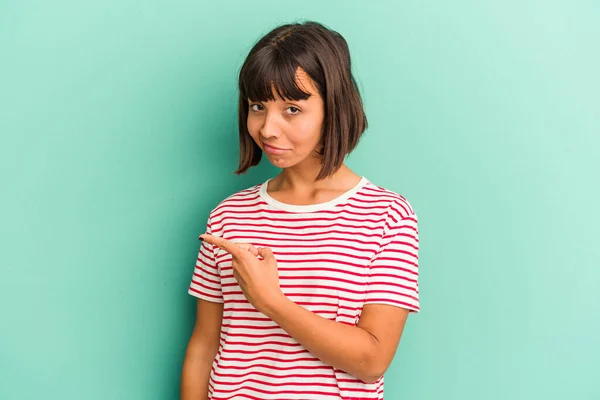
[274,163,358,191]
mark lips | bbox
[263,144,289,155]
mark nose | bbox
[259,113,280,139]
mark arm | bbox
[180,299,223,400]
[262,295,409,384]
[199,210,419,384]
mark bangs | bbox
[240,48,313,102]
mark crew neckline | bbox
[258,176,369,213]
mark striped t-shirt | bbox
[188,176,420,400]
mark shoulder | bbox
[208,181,264,220]
[361,180,417,220]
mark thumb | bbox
[257,247,276,263]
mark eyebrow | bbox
[247,96,312,103]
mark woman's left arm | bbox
[199,234,412,384]
[262,292,409,384]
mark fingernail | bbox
[198,235,204,242]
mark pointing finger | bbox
[200,234,248,260]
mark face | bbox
[246,67,325,169]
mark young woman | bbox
[181,21,420,400]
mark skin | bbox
[181,67,410,399]
[247,67,365,204]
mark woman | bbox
[181,21,420,400]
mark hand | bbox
[199,234,284,313]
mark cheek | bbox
[246,118,260,141]
[296,120,323,145]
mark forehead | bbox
[293,68,317,94]
[248,67,319,102]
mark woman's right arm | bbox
[180,298,223,400]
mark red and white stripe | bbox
[189,177,419,399]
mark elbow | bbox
[358,374,383,385]
[355,341,388,384]
[357,361,387,384]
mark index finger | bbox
[200,234,248,260]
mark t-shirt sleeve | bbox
[365,207,420,312]
[188,217,223,303]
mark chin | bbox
[266,156,292,168]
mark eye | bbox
[286,106,301,115]
[249,103,263,112]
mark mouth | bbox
[263,143,289,155]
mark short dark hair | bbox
[235,21,368,180]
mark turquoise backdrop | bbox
[1,1,598,399]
